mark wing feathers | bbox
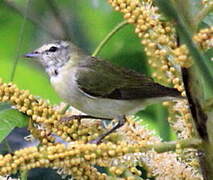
[76,57,182,100]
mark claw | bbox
[88,115,126,144]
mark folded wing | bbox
[76,57,181,100]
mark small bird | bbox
[25,41,183,144]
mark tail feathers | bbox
[163,86,185,99]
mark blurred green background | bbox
[0,0,172,140]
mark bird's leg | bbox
[89,115,126,144]
[61,115,112,123]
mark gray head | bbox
[24,41,83,76]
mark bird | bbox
[24,40,184,144]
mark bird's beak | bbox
[23,52,40,58]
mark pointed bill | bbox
[23,52,40,58]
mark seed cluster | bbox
[108,0,184,87]
[0,144,109,179]
[108,0,195,140]
[194,27,213,50]
[0,122,202,180]
[0,80,153,179]
[172,45,193,68]
[0,132,157,179]
[0,80,104,145]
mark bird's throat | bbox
[46,66,59,77]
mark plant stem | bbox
[61,103,70,114]
[141,138,202,153]
[193,3,213,29]
[92,20,128,57]
[9,0,31,82]
[20,170,28,180]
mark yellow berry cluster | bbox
[0,80,105,144]
[0,144,106,179]
[173,45,193,68]
[108,0,194,139]
[0,107,202,179]
[0,139,151,178]
[108,0,181,86]
[194,27,213,50]
[0,79,154,179]
[164,100,194,138]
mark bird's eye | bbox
[48,46,58,52]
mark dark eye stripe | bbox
[48,46,58,52]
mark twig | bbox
[2,0,60,39]
[45,0,72,40]
[92,20,128,57]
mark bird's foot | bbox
[88,115,127,144]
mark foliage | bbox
[0,103,27,143]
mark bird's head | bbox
[24,41,71,69]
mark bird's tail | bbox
[153,82,185,100]
[163,86,185,99]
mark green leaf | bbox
[0,103,11,111]
[0,103,28,143]
[203,13,213,27]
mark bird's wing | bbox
[76,56,181,100]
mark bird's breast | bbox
[50,67,84,109]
